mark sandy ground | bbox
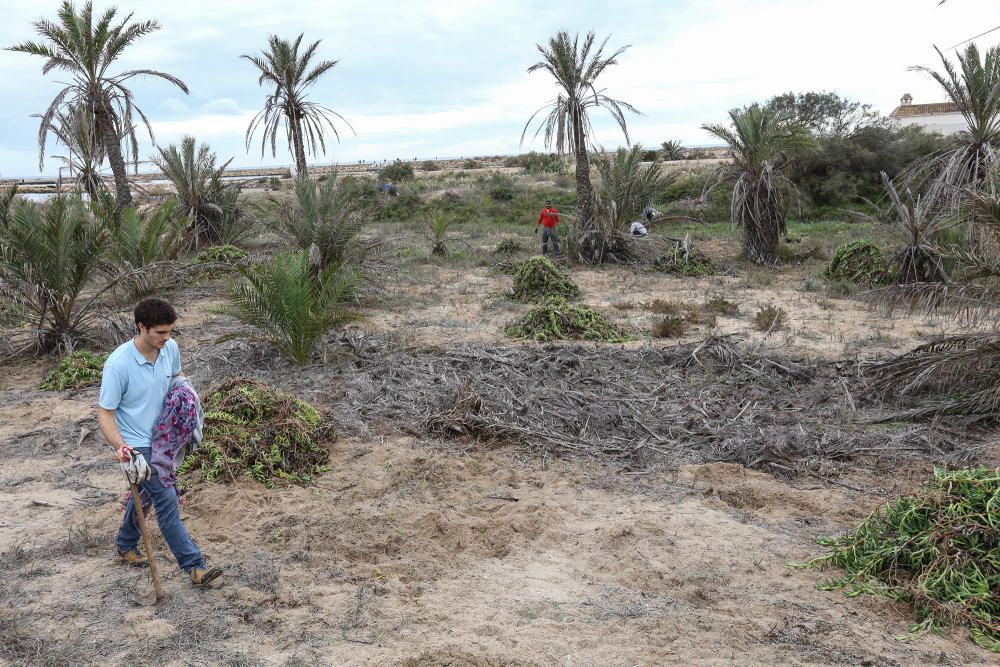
[1,254,997,666]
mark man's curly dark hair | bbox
[134,298,177,331]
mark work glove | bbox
[534,226,539,234]
[120,449,151,485]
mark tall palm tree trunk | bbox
[95,103,132,208]
[290,111,308,176]
[572,110,597,260]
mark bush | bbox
[823,239,888,286]
[223,251,364,364]
[0,195,108,353]
[506,297,632,342]
[485,172,516,202]
[377,159,415,183]
[652,315,687,338]
[799,467,1000,652]
[39,351,106,390]
[463,159,482,169]
[180,378,333,487]
[153,136,252,246]
[510,256,580,302]
[273,175,376,271]
[753,304,787,331]
[110,200,189,300]
[516,152,568,176]
[420,160,440,172]
[494,238,523,255]
[705,296,740,315]
[641,149,659,162]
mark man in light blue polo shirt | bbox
[98,298,222,587]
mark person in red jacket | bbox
[535,199,561,256]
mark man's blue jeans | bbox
[115,448,204,572]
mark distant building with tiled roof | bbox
[889,93,966,135]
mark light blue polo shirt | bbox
[99,338,181,448]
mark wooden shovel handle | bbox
[129,482,164,601]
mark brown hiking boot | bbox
[189,566,223,587]
[118,549,148,567]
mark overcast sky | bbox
[0,0,997,177]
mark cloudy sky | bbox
[0,0,997,178]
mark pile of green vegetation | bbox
[510,256,581,302]
[800,467,1000,652]
[194,244,248,265]
[653,248,715,277]
[506,297,632,343]
[39,351,106,390]
[823,239,888,286]
[180,378,332,487]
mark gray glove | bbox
[120,449,151,485]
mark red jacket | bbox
[537,207,560,228]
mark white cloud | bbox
[202,98,244,115]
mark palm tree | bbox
[594,144,674,236]
[521,31,639,263]
[702,104,816,265]
[47,105,106,201]
[243,34,353,177]
[152,136,251,246]
[8,1,189,209]
[661,140,684,161]
[224,251,364,364]
[906,43,1000,249]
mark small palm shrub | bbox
[109,199,189,300]
[661,139,684,161]
[275,175,377,271]
[0,195,109,353]
[153,136,252,246]
[223,251,364,364]
[426,211,454,255]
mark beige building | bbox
[889,93,966,135]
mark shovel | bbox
[113,445,165,606]
[128,480,164,606]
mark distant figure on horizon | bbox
[535,199,561,256]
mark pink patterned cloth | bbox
[123,381,203,512]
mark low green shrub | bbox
[705,296,739,315]
[510,256,580,302]
[40,351,106,391]
[180,377,333,487]
[377,160,415,183]
[798,467,1000,652]
[506,297,632,343]
[823,239,888,286]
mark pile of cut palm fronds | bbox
[799,467,1000,652]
